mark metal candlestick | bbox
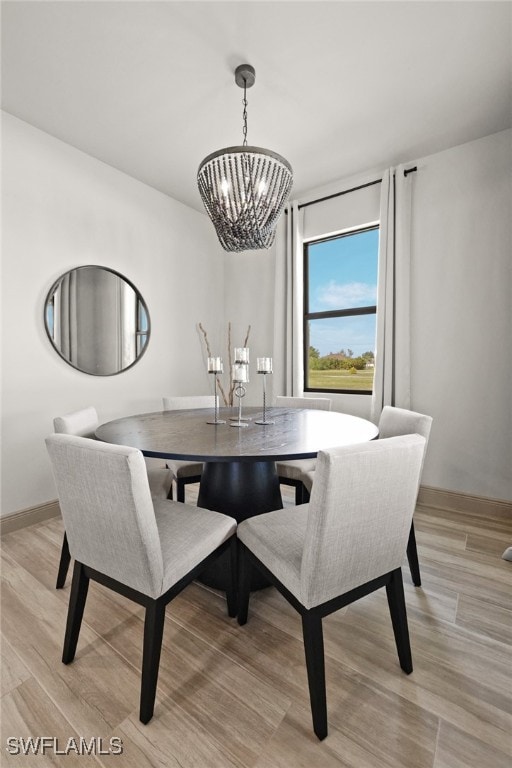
[207,357,226,425]
[231,383,248,427]
[255,373,274,425]
[230,357,249,427]
[255,357,274,425]
[230,350,251,424]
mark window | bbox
[136,299,149,356]
[304,226,378,394]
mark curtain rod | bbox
[292,166,418,212]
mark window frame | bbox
[303,224,378,395]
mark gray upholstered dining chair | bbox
[162,395,218,502]
[53,406,172,589]
[377,407,433,586]
[237,434,426,740]
[302,405,433,587]
[274,395,332,505]
[46,433,237,724]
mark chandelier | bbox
[197,64,293,252]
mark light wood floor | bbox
[1,488,511,767]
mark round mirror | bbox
[44,265,150,376]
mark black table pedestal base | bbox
[197,461,283,591]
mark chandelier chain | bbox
[242,80,248,146]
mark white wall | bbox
[411,129,512,500]
[1,112,225,515]
[234,130,512,501]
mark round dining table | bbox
[96,406,379,589]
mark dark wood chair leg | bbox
[406,521,421,586]
[177,479,185,503]
[140,601,166,724]
[56,532,71,589]
[62,561,89,664]
[237,544,252,626]
[225,537,238,618]
[295,483,303,505]
[302,485,311,504]
[386,568,413,674]
[301,611,328,740]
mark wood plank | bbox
[0,636,31,699]
[115,707,247,768]
[456,594,512,646]
[0,677,94,767]
[434,720,511,768]
[253,701,401,768]
[416,504,512,539]
[465,532,512,558]
[96,599,291,767]
[1,550,142,733]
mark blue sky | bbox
[307,228,378,357]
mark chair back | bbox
[53,406,99,438]
[276,396,331,411]
[163,395,217,411]
[301,434,425,608]
[45,433,164,598]
[378,405,432,486]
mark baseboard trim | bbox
[417,485,512,520]
[0,500,61,536]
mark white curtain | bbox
[371,165,413,421]
[273,200,304,396]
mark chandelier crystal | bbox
[197,64,293,252]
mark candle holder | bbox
[207,357,226,424]
[230,362,249,428]
[234,347,249,364]
[255,357,274,425]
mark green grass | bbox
[307,368,374,392]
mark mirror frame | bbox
[44,265,151,376]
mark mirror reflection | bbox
[44,265,150,376]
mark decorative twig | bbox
[199,322,228,406]
[198,322,212,358]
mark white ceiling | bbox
[2,1,511,213]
